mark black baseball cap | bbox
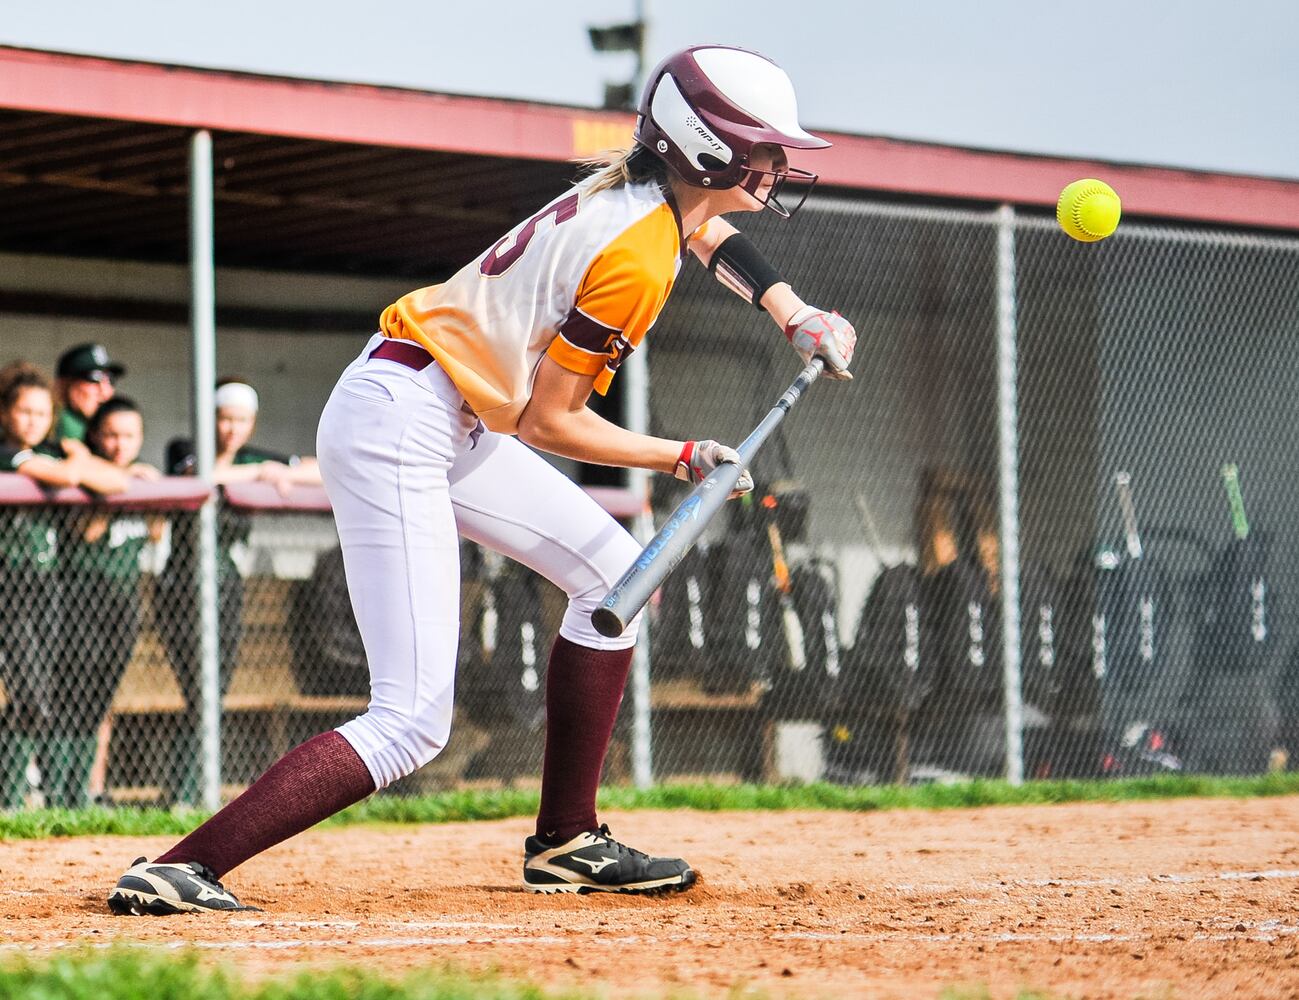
[56,343,126,382]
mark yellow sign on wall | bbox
[571,119,634,158]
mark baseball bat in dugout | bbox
[1114,471,1143,560]
[592,357,826,639]
[766,518,808,671]
[1221,462,1250,540]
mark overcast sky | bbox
[2,0,1296,180]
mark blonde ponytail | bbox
[575,145,670,195]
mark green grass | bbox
[0,949,1074,1000]
[4,772,1299,841]
[0,948,590,1000]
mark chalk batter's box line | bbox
[5,864,1297,904]
[5,923,1299,952]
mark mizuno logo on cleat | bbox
[573,855,619,874]
[185,875,236,904]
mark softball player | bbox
[109,44,856,913]
[53,397,161,808]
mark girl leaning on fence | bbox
[0,361,128,809]
[52,397,163,808]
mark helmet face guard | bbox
[737,163,819,219]
[634,45,830,217]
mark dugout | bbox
[3,47,1296,469]
[4,46,1299,789]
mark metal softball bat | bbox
[591,357,826,638]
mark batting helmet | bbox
[634,45,830,215]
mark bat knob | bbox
[591,606,627,638]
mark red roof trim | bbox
[3,46,1298,231]
[812,138,1299,231]
[0,45,614,161]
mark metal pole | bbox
[623,342,654,789]
[995,204,1024,785]
[632,0,647,97]
[190,130,221,811]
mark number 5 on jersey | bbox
[480,193,581,277]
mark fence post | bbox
[623,342,654,789]
[190,129,221,811]
[996,204,1025,785]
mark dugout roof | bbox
[2,45,1299,285]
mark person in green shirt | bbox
[54,343,125,445]
[158,378,321,806]
[50,397,162,808]
[0,361,128,810]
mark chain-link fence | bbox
[4,197,1299,811]
[0,482,208,810]
[643,198,1299,787]
[0,484,576,809]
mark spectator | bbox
[0,361,129,493]
[0,361,127,809]
[165,378,321,492]
[158,378,321,806]
[54,343,125,445]
[52,397,163,808]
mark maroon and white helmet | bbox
[634,45,830,215]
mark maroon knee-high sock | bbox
[155,730,375,878]
[535,635,634,843]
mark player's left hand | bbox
[674,439,754,498]
[785,305,856,381]
[257,460,296,497]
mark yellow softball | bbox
[1056,178,1122,242]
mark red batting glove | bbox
[674,440,754,498]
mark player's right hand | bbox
[674,439,754,498]
[785,305,856,380]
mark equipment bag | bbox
[823,562,926,783]
[461,556,549,730]
[840,563,928,717]
[705,535,785,695]
[1088,537,1182,775]
[765,556,842,720]
[922,556,1001,709]
[1185,532,1278,774]
[1019,561,1069,714]
[647,543,716,682]
[289,546,369,697]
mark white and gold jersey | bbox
[379,179,686,433]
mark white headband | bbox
[214,382,259,414]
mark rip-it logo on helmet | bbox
[683,114,726,155]
[634,44,830,216]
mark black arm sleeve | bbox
[708,232,785,311]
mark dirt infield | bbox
[3,797,1299,998]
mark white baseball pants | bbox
[316,335,642,789]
